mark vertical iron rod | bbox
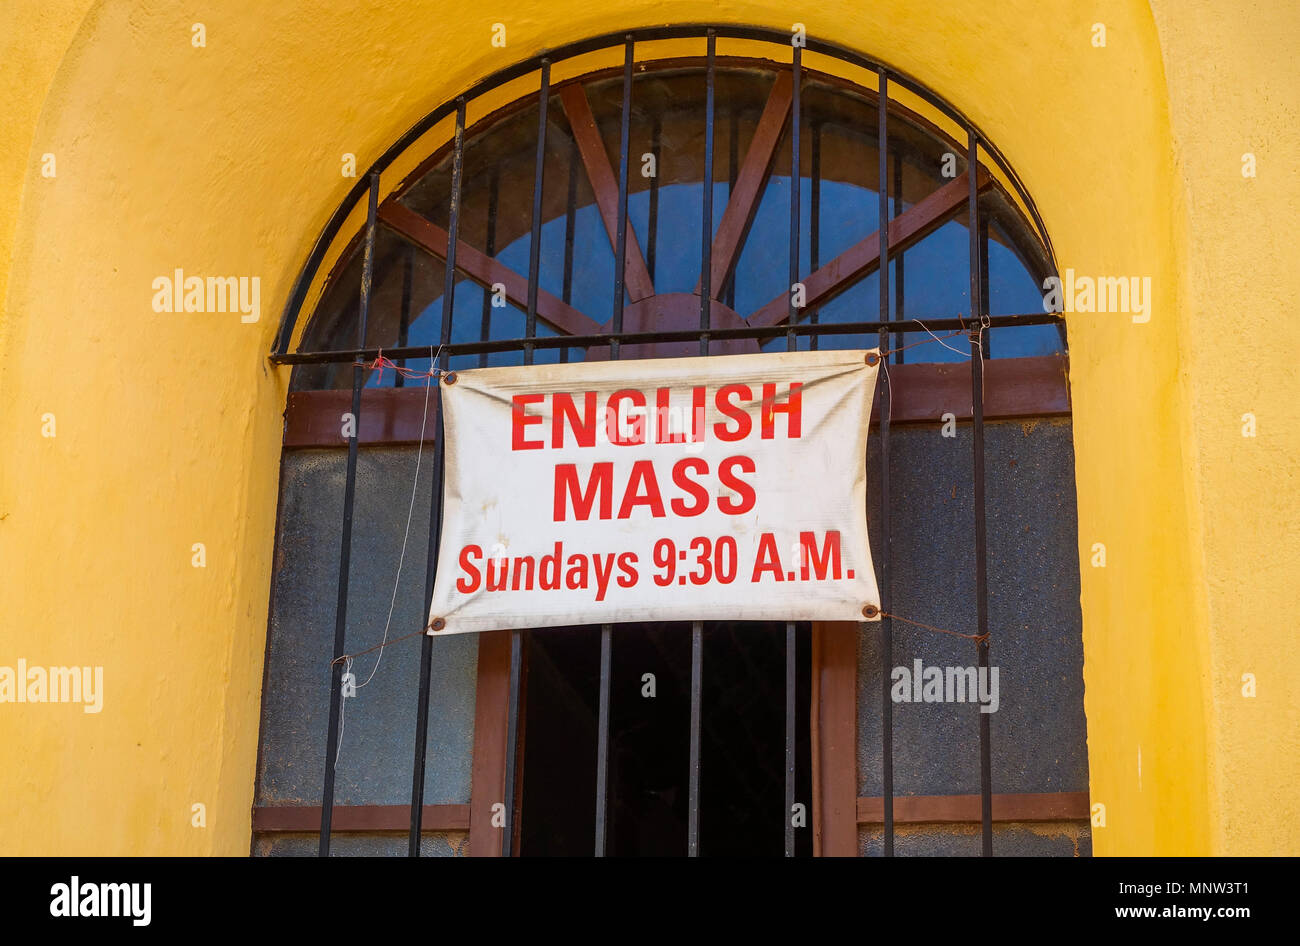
[395,245,414,386]
[968,131,993,857]
[784,46,801,858]
[784,621,796,856]
[787,46,801,349]
[595,38,634,857]
[809,120,820,349]
[877,69,895,857]
[502,634,523,856]
[524,62,549,351]
[647,115,661,283]
[409,378,446,855]
[561,132,579,364]
[501,63,549,858]
[477,169,500,368]
[892,150,905,363]
[687,30,715,859]
[409,100,465,856]
[725,108,739,310]
[595,623,613,855]
[699,32,716,335]
[320,169,380,856]
[610,37,635,354]
[562,134,578,308]
[688,621,703,855]
[979,216,991,359]
[1054,268,1069,349]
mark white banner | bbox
[426,348,881,634]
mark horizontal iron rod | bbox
[270,313,1063,365]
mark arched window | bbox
[257,29,1086,858]
[290,64,1059,388]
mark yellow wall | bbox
[1147,1,1300,855]
[1,0,1294,854]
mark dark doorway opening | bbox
[518,621,812,856]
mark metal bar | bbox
[500,59,549,859]
[611,37,635,351]
[595,38,634,858]
[784,46,801,859]
[408,100,465,856]
[688,620,702,856]
[271,312,1064,366]
[788,47,801,342]
[968,131,994,857]
[700,32,716,340]
[563,134,578,307]
[561,132,578,365]
[477,168,500,368]
[319,170,381,856]
[725,107,739,310]
[395,245,414,385]
[979,215,991,359]
[501,631,523,856]
[648,114,661,283]
[893,148,905,363]
[687,30,715,860]
[409,381,445,856]
[285,355,1073,450]
[439,97,465,467]
[524,61,550,355]
[877,68,895,858]
[497,629,524,859]
[595,623,613,855]
[784,621,797,856]
[809,120,820,349]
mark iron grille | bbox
[268,25,1067,857]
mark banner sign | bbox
[426,349,881,634]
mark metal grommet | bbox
[862,604,880,619]
[430,617,447,632]
[865,351,880,367]
[442,371,458,386]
